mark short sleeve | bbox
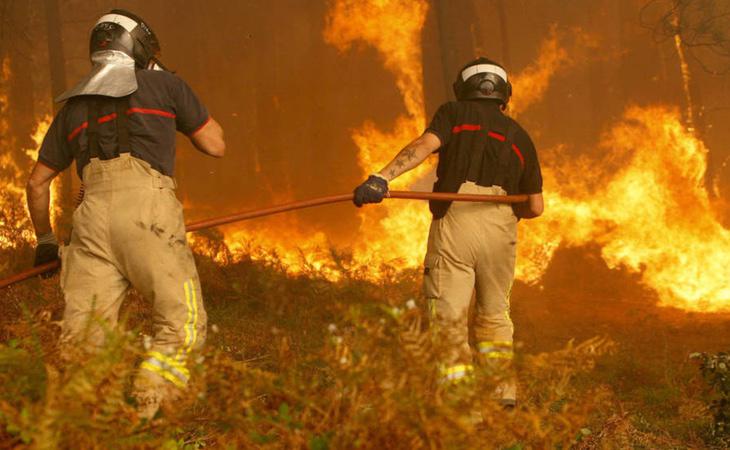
[425,102,454,148]
[172,76,210,135]
[38,108,73,172]
[515,129,543,194]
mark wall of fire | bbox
[2,0,730,308]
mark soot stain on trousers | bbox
[150,223,165,238]
[136,221,185,248]
[167,234,186,248]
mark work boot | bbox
[133,390,162,421]
[499,398,516,411]
[493,379,516,409]
[132,369,170,421]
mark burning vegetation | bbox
[196,0,729,314]
[1,0,730,447]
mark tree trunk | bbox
[9,1,36,149]
[495,0,511,69]
[44,0,74,238]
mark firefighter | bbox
[353,57,543,407]
[25,10,225,418]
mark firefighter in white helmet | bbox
[353,57,544,407]
[26,9,225,418]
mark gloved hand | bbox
[34,233,60,278]
[353,174,389,207]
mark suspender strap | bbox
[86,97,101,159]
[465,137,485,182]
[114,96,131,156]
[492,121,518,188]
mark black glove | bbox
[34,233,60,278]
[353,175,389,207]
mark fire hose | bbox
[0,190,528,289]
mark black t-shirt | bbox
[425,100,542,218]
[38,70,209,178]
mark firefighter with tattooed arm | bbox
[26,10,225,418]
[353,57,543,407]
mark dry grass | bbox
[0,238,722,449]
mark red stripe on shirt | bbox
[445,125,525,168]
[67,122,88,142]
[487,131,506,141]
[127,107,177,119]
[98,112,117,124]
[512,143,525,167]
[189,115,211,137]
[452,124,481,134]
[67,107,177,142]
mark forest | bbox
[2,0,730,447]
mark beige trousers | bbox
[59,154,206,416]
[423,182,517,402]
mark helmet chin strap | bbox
[147,57,171,72]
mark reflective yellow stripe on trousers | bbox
[440,363,474,383]
[176,278,199,361]
[141,279,199,387]
[477,341,514,360]
[140,351,190,387]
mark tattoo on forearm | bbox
[382,143,424,181]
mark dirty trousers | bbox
[423,182,517,401]
[59,154,206,412]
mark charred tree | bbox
[43,0,65,114]
[8,2,36,147]
[495,0,512,69]
[640,0,730,198]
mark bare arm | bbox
[190,117,225,157]
[377,131,442,182]
[512,192,544,219]
[26,162,60,237]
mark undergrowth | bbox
[0,240,718,448]
[692,352,730,447]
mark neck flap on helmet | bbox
[55,10,166,103]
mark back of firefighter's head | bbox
[453,57,512,107]
[89,9,163,69]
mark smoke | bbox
[2,1,730,310]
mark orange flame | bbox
[324,0,431,271]
[520,106,730,311]
[509,27,570,117]
[0,56,55,250]
[322,7,729,311]
[156,7,730,312]
[200,0,433,276]
[189,217,343,280]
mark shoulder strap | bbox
[114,96,131,157]
[466,112,507,182]
[86,97,101,159]
[492,119,518,188]
[465,138,485,183]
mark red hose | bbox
[0,190,527,289]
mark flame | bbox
[0,56,55,250]
[19,5,711,312]
[202,0,432,276]
[509,28,570,117]
[324,0,431,271]
[189,217,344,280]
[519,106,730,311]
[321,7,729,311]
